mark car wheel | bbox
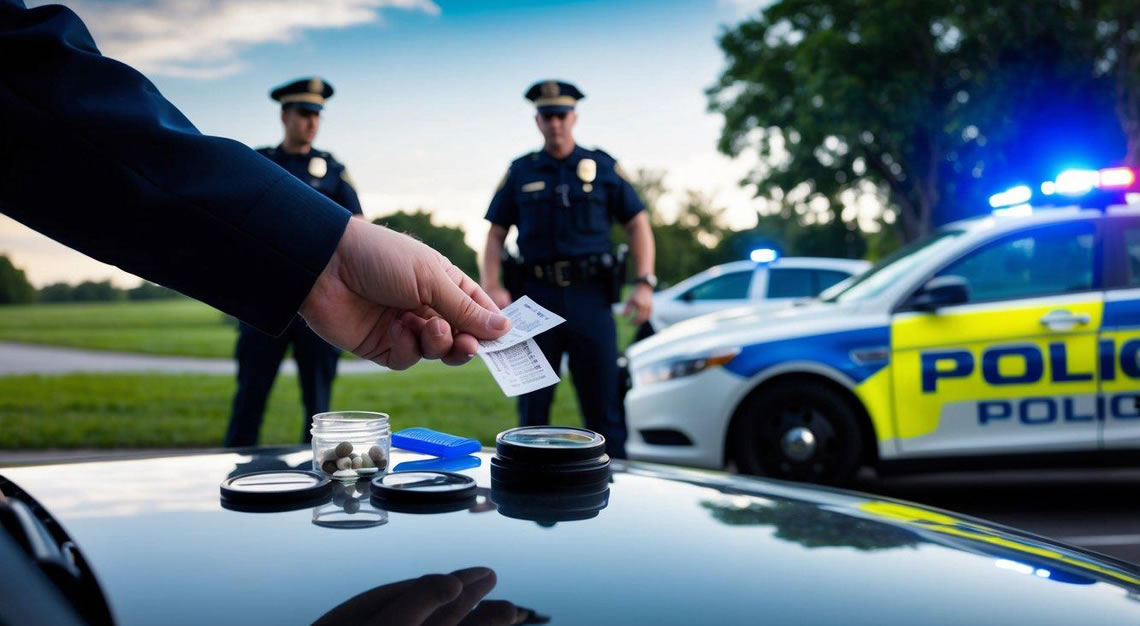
[634,322,655,342]
[733,381,863,485]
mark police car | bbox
[625,255,869,340]
[625,167,1140,484]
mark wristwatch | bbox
[633,274,658,289]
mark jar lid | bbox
[494,426,606,464]
[370,471,477,503]
[491,482,610,523]
[220,470,332,511]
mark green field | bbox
[0,362,583,449]
[0,299,638,449]
[0,300,238,357]
[0,298,638,357]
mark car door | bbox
[1100,215,1140,448]
[664,269,755,325]
[890,220,1102,457]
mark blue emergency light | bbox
[750,248,778,263]
[988,166,1139,213]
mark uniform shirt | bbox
[257,146,363,215]
[0,0,351,335]
[486,145,644,263]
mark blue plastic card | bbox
[391,427,482,458]
[393,455,482,473]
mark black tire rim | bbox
[754,400,840,482]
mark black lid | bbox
[495,426,606,464]
[370,495,477,515]
[492,482,610,523]
[220,470,332,510]
[370,471,477,504]
[490,454,610,490]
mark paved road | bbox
[854,467,1140,565]
[0,341,385,375]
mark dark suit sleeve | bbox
[0,1,351,335]
[484,167,518,227]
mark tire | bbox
[732,380,863,486]
[633,321,655,342]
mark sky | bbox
[4,0,773,287]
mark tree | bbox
[0,254,35,305]
[709,0,1123,243]
[127,282,183,300]
[71,280,125,302]
[372,210,479,279]
[38,282,74,303]
[628,169,727,286]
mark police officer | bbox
[223,77,365,447]
[481,80,657,459]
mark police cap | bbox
[525,80,584,114]
[270,77,334,113]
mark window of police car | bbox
[1126,228,1140,286]
[934,223,1096,303]
[824,229,966,304]
[679,269,753,301]
[766,268,852,298]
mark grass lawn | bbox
[0,300,238,357]
[0,361,585,449]
[0,298,639,357]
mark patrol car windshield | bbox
[821,229,966,304]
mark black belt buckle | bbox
[553,260,572,287]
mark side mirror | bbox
[911,275,969,311]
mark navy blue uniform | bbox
[0,1,351,336]
[225,147,363,447]
[486,145,644,457]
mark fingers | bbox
[374,574,464,626]
[383,317,423,371]
[458,600,525,626]
[400,313,479,366]
[432,265,511,340]
[423,567,496,626]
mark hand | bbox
[314,567,543,626]
[300,220,511,370]
[485,286,513,310]
[622,283,653,326]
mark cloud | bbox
[44,0,440,78]
[718,0,774,19]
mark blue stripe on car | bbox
[723,326,891,383]
[1104,298,1140,330]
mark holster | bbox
[500,250,524,300]
[609,244,629,304]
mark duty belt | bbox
[525,253,615,287]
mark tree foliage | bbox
[709,0,1126,243]
[373,210,479,279]
[0,254,35,305]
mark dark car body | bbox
[4,446,1140,625]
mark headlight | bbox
[632,348,740,386]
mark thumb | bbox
[433,269,512,339]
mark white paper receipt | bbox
[477,296,565,396]
[476,296,565,354]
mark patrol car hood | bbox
[628,299,877,365]
[5,448,1140,625]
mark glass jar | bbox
[311,411,390,480]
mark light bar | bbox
[1099,167,1136,189]
[750,248,778,263]
[988,185,1032,208]
[1054,169,1099,195]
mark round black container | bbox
[369,471,477,504]
[491,426,610,490]
[220,470,333,513]
[492,482,610,524]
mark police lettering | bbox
[922,341,1135,392]
[976,394,1140,424]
